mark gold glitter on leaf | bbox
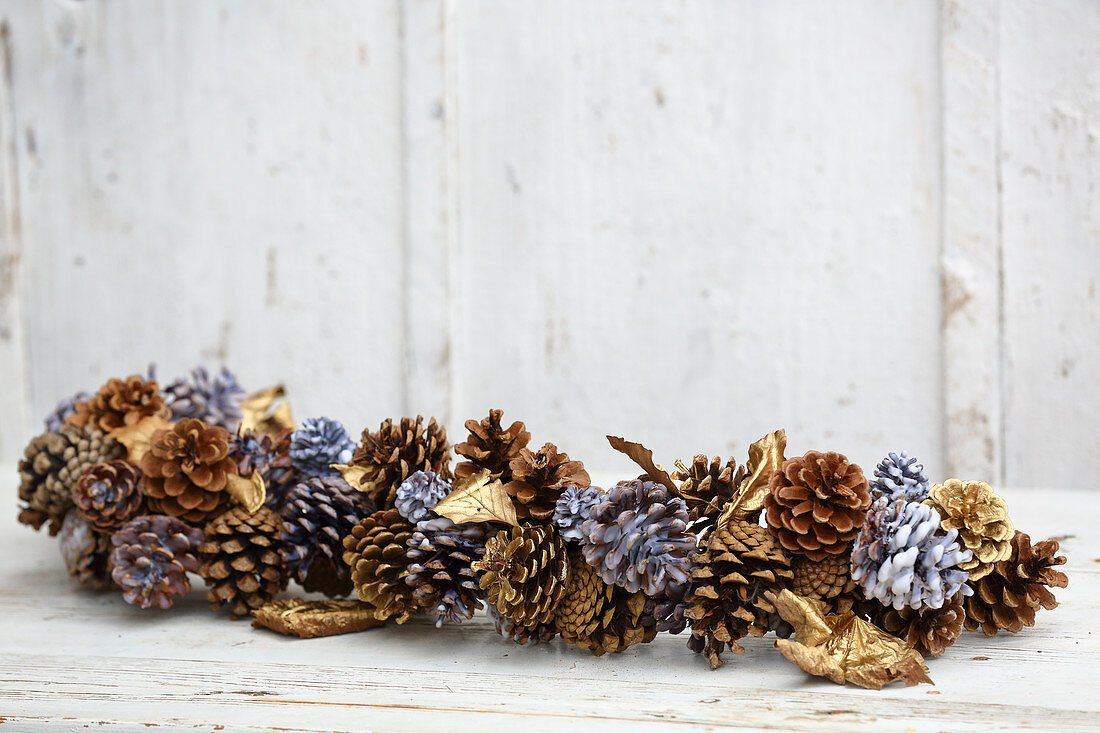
[332,463,369,492]
[432,468,518,526]
[251,598,385,638]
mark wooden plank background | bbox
[0,0,1096,488]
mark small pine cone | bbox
[67,375,169,432]
[282,477,373,597]
[925,479,1014,581]
[73,461,145,532]
[473,523,569,628]
[199,506,287,619]
[685,520,794,669]
[351,416,451,509]
[877,593,965,658]
[454,409,531,483]
[230,428,296,508]
[870,451,930,503]
[58,512,113,588]
[342,508,417,622]
[404,517,488,626]
[556,549,656,656]
[581,480,696,596]
[290,416,355,478]
[552,484,603,542]
[162,366,245,430]
[487,605,557,646]
[45,390,90,433]
[140,419,238,523]
[395,471,452,524]
[505,443,591,523]
[18,425,124,534]
[965,531,1068,636]
[672,454,748,535]
[790,552,856,603]
[110,515,204,609]
[764,450,871,562]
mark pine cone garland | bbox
[454,409,531,483]
[672,454,747,534]
[351,416,451,509]
[395,471,452,524]
[555,549,656,655]
[110,515,204,609]
[230,428,296,508]
[581,480,696,596]
[58,512,113,588]
[73,461,145,532]
[342,508,417,622]
[282,476,373,597]
[685,520,794,668]
[552,484,603,541]
[487,605,557,646]
[67,375,169,432]
[870,451,930,503]
[140,418,238,523]
[505,443,591,523]
[199,506,286,618]
[45,391,90,433]
[925,479,1014,581]
[764,451,871,562]
[473,523,569,628]
[877,593,965,658]
[163,366,245,430]
[964,531,1068,636]
[790,552,857,604]
[290,417,355,478]
[404,517,488,626]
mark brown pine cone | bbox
[555,549,655,656]
[342,508,418,623]
[672,454,747,535]
[790,552,856,603]
[67,375,169,432]
[58,512,113,588]
[139,418,238,523]
[73,461,145,532]
[351,416,451,509]
[199,506,287,619]
[877,593,965,658]
[110,515,204,609]
[685,520,794,669]
[454,409,531,483]
[965,531,1068,635]
[504,443,591,522]
[18,425,124,534]
[473,523,569,628]
[925,479,1013,581]
[764,451,871,562]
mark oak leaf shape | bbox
[432,469,518,526]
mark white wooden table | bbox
[2,485,1097,732]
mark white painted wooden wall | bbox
[0,1,1097,489]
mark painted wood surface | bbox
[0,0,1097,489]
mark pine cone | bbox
[230,428,296,509]
[139,419,237,522]
[851,497,972,610]
[555,549,656,656]
[342,508,417,622]
[58,512,113,588]
[18,425,124,534]
[290,416,355,478]
[643,578,692,635]
[45,390,90,433]
[73,460,145,532]
[877,593,965,658]
[395,471,452,524]
[282,476,373,597]
[110,515,204,609]
[163,366,244,430]
[552,484,603,541]
[685,520,794,669]
[581,480,696,596]
[965,531,1068,635]
[351,416,451,509]
[925,479,1014,581]
[504,443,590,523]
[199,506,287,618]
[405,517,488,626]
[487,605,557,646]
[764,450,871,562]
[870,451,930,503]
[454,409,531,483]
[672,454,748,535]
[473,523,569,628]
[790,552,857,603]
[67,375,169,432]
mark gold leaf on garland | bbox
[606,436,678,495]
[239,384,294,435]
[717,428,786,527]
[107,414,174,465]
[226,470,266,513]
[332,463,369,492]
[432,468,518,526]
[251,598,385,638]
[766,589,932,690]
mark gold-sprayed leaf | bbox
[107,414,174,465]
[226,470,266,513]
[432,468,518,526]
[332,463,369,492]
[251,598,385,638]
[606,436,678,495]
[767,589,932,690]
[717,428,786,527]
[239,384,294,434]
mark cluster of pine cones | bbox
[17,375,1070,675]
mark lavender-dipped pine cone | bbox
[289,417,355,478]
[110,515,204,609]
[395,471,451,524]
[163,366,245,430]
[45,391,91,432]
[850,497,973,611]
[553,484,603,542]
[870,451,931,503]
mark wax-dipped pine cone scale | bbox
[13,375,1071,691]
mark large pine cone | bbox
[351,416,451,509]
[925,479,1013,581]
[505,443,590,523]
[672,454,747,535]
[200,506,287,618]
[342,508,417,622]
[877,593,965,658]
[555,550,655,656]
[763,451,871,562]
[473,523,569,628]
[230,428,296,509]
[73,460,145,532]
[110,515,204,609]
[140,418,238,523]
[965,530,1067,635]
[685,520,794,669]
[405,517,488,626]
[67,375,169,432]
[18,425,124,534]
[454,409,531,483]
[282,476,373,597]
[58,512,113,588]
